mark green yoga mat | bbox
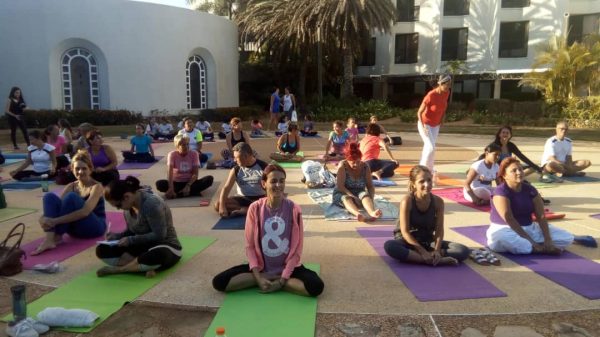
[277,161,303,168]
[205,264,319,337]
[0,207,37,222]
[529,181,558,189]
[3,236,215,332]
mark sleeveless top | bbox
[394,195,437,245]
[230,131,246,148]
[88,146,111,168]
[70,183,106,221]
[9,99,25,116]
[283,94,293,111]
[280,134,298,153]
[271,93,280,112]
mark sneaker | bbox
[539,174,554,183]
[22,318,49,334]
[5,317,48,337]
[32,261,62,274]
[550,174,564,183]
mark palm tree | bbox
[442,60,469,102]
[238,0,395,98]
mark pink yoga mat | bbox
[453,225,600,299]
[20,211,126,269]
[356,226,506,301]
[432,187,490,212]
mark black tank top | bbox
[394,194,437,245]
[9,99,25,115]
[231,131,246,147]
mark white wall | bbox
[0,0,239,114]
[356,0,600,78]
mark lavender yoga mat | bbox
[590,214,600,220]
[356,226,506,301]
[116,156,164,170]
[453,225,600,299]
[20,212,126,269]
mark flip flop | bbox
[469,249,490,266]
[480,248,501,266]
[574,235,598,248]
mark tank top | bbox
[9,99,25,116]
[395,195,437,245]
[71,183,106,221]
[271,93,280,112]
[88,146,111,168]
[283,94,293,111]
[230,131,246,148]
[280,134,298,153]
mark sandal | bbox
[469,249,490,266]
[480,248,501,266]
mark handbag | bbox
[0,223,26,276]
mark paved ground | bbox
[1,129,599,336]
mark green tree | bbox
[187,0,243,19]
[237,0,395,99]
[442,60,469,102]
[520,34,599,103]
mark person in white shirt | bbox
[541,121,591,182]
[177,118,208,162]
[196,117,214,141]
[10,130,57,180]
[156,118,175,140]
[463,144,501,205]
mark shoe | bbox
[551,174,564,183]
[542,197,551,205]
[32,261,62,274]
[539,174,554,183]
[574,235,598,248]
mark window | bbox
[394,33,418,64]
[499,21,529,58]
[444,0,469,16]
[359,38,376,66]
[501,0,530,8]
[441,28,468,60]
[396,0,419,22]
[186,55,207,109]
[61,48,99,110]
[568,14,600,45]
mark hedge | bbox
[0,109,143,128]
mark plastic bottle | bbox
[41,174,49,192]
[215,327,227,337]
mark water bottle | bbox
[41,174,49,192]
[215,327,227,337]
[10,284,27,322]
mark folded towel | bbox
[37,307,99,327]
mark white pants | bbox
[486,222,574,254]
[463,186,493,202]
[418,123,440,172]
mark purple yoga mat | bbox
[20,212,126,269]
[356,226,506,301]
[590,214,600,220]
[116,156,164,170]
[453,225,600,299]
[432,187,490,212]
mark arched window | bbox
[186,55,207,109]
[61,48,99,110]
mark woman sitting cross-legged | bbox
[332,142,382,222]
[86,130,120,186]
[32,150,107,255]
[96,176,182,277]
[212,164,324,297]
[155,134,214,199]
[384,165,469,266]
[269,123,302,162]
[122,123,156,163]
[10,130,58,181]
[487,158,576,254]
[463,143,501,206]
[359,123,399,180]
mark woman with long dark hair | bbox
[4,87,30,149]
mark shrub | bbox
[0,109,143,128]
[563,96,600,128]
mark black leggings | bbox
[384,238,470,262]
[212,263,324,297]
[8,116,30,147]
[96,243,181,271]
[365,159,398,178]
[122,151,155,163]
[155,176,214,197]
[91,169,120,186]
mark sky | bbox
[130,0,191,9]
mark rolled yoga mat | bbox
[452,225,600,299]
[3,236,216,332]
[20,212,127,269]
[204,264,319,337]
[116,156,164,170]
[2,182,42,190]
[356,226,506,302]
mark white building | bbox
[0,0,239,114]
[356,0,600,106]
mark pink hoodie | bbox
[245,197,303,280]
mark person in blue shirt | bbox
[122,123,156,163]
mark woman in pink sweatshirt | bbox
[212,164,324,296]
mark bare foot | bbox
[96,266,119,277]
[145,270,156,278]
[357,214,366,222]
[438,257,459,266]
[229,208,248,217]
[31,240,56,256]
[372,171,382,180]
[369,209,383,219]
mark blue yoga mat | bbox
[372,178,397,187]
[201,152,214,168]
[3,182,42,190]
[3,153,27,159]
[1,158,24,166]
[212,216,245,230]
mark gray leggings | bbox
[384,238,469,262]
